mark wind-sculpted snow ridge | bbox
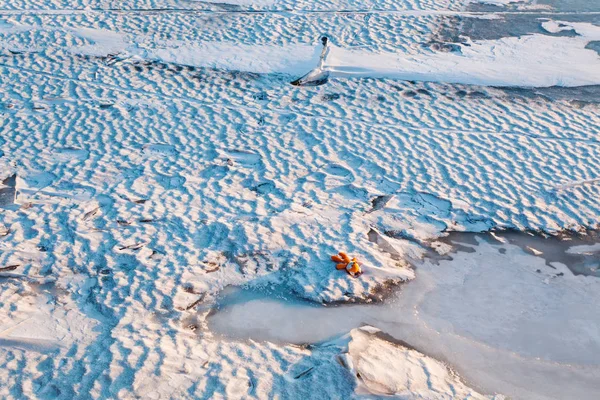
[1,14,599,87]
[0,0,544,12]
[0,12,439,60]
[0,0,469,12]
[343,326,502,399]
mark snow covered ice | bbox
[0,0,599,398]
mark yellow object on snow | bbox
[331,252,362,277]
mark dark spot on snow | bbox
[384,230,414,241]
[0,174,16,207]
[585,41,600,56]
[295,76,328,87]
[368,195,393,213]
[253,92,268,101]
[322,93,340,101]
[570,100,595,108]
[293,367,315,380]
[183,284,196,294]
[469,91,488,98]
[185,294,205,311]
[2,174,16,187]
[201,261,220,273]
[427,41,462,53]
[253,182,275,195]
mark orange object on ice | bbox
[331,252,362,277]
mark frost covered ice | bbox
[209,232,600,399]
[0,0,600,398]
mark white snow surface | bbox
[324,21,600,87]
[0,0,599,398]
[344,326,500,399]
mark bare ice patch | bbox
[0,174,16,207]
[209,231,600,399]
